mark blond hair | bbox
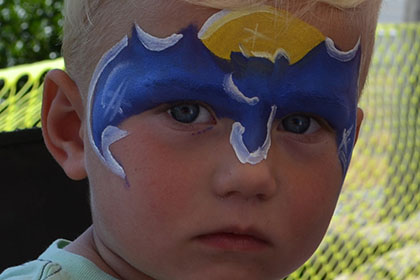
[182,0,369,9]
[62,0,381,98]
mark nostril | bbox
[218,189,269,201]
[256,193,267,201]
[213,159,278,202]
[221,190,238,199]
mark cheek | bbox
[107,117,215,226]
[273,136,343,259]
[86,131,206,266]
[288,166,341,233]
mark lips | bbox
[195,226,272,252]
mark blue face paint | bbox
[87,16,361,180]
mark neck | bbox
[64,226,155,280]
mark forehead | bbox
[77,0,369,95]
[128,1,363,51]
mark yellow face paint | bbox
[198,6,326,64]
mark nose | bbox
[212,157,278,202]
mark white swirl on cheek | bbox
[87,36,129,166]
[101,75,128,121]
[101,125,130,179]
[87,22,187,180]
[338,124,354,171]
[230,105,277,164]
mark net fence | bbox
[0,59,64,131]
[0,23,419,279]
[286,23,420,280]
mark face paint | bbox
[87,6,361,180]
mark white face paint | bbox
[223,73,260,106]
[87,36,129,179]
[325,37,361,62]
[338,125,354,169]
[230,105,277,164]
[135,24,184,52]
[101,126,130,179]
[87,25,184,179]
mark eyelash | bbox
[277,113,334,144]
[163,102,332,138]
[165,101,217,127]
[278,114,318,134]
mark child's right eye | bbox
[168,103,215,124]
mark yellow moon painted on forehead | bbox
[198,6,326,65]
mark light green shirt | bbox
[0,239,117,280]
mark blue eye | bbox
[281,114,321,134]
[168,103,213,124]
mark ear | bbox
[354,107,364,145]
[41,69,87,180]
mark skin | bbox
[42,1,377,279]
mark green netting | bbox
[0,23,419,279]
[0,58,64,131]
[285,23,420,280]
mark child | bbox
[1,0,382,279]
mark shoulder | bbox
[0,258,69,280]
[0,240,117,280]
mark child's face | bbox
[83,1,366,279]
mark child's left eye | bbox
[279,114,321,134]
[168,103,214,124]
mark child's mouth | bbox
[195,227,272,252]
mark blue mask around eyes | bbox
[87,8,361,180]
